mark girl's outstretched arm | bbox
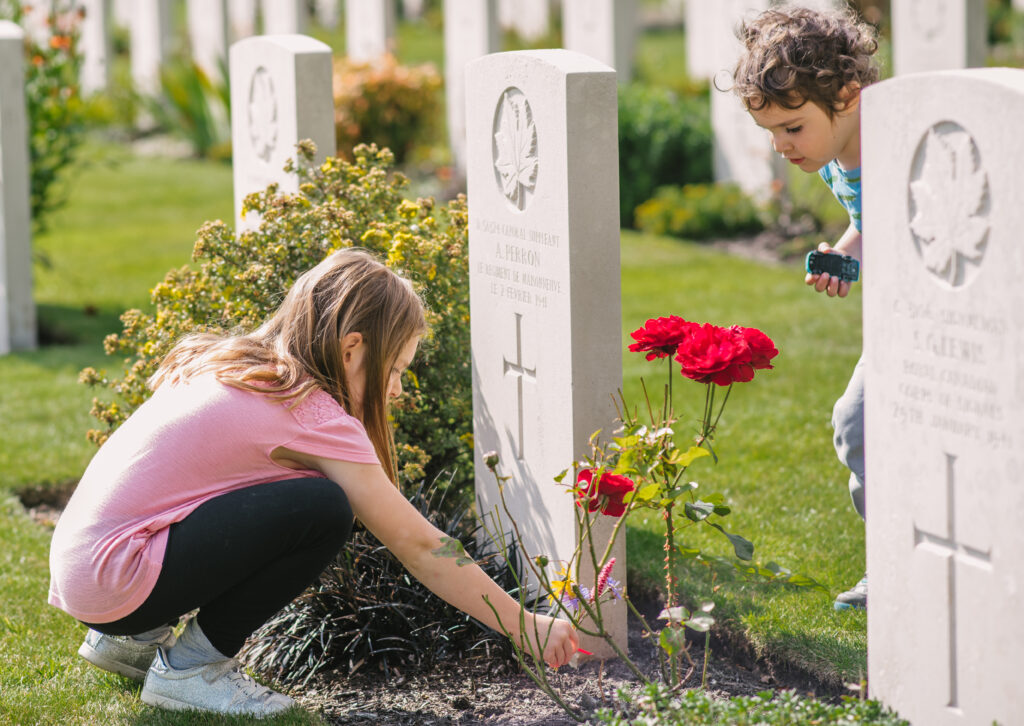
[285,451,579,668]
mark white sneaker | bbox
[141,647,296,717]
[78,628,176,681]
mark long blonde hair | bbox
[150,248,427,483]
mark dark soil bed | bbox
[292,597,841,725]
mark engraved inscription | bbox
[913,454,992,711]
[889,299,1011,449]
[492,88,538,211]
[248,67,278,164]
[474,217,562,309]
[908,122,990,288]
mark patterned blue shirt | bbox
[818,161,862,232]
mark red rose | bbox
[575,469,635,518]
[628,316,698,361]
[731,326,778,370]
[674,323,754,386]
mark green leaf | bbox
[674,445,710,467]
[709,523,754,561]
[712,503,731,516]
[634,482,661,502]
[431,536,474,566]
[684,500,715,522]
[658,606,690,623]
[553,468,569,484]
[685,614,715,633]
[659,626,687,656]
[677,545,701,559]
[613,450,637,475]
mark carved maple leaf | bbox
[909,128,988,285]
[494,93,538,209]
[248,68,278,164]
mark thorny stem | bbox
[481,596,585,722]
[664,501,680,686]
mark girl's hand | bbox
[523,613,579,669]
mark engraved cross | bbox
[913,453,992,712]
[503,313,536,461]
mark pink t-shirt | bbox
[48,374,380,623]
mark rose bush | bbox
[451,315,821,720]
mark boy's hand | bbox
[805,242,853,298]
[523,613,580,669]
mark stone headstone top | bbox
[562,0,637,82]
[345,0,395,62]
[891,0,986,76]
[862,67,1024,726]
[229,34,335,232]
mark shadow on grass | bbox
[626,525,863,695]
[36,303,124,349]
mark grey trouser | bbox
[832,355,866,520]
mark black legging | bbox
[83,477,353,656]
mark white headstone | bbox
[229,34,336,232]
[862,68,1024,726]
[497,0,515,30]
[1015,0,1024,12]
[187,0,229,82]
[402,0,425,21]
[112,0,132,28]
[708,0,779,201]
[444,0,499,185]
[891,0,986,76]
[0,22,37,354]
[228,0,258,40]
[511,0,548,41]
[345,0,395,62]
[467,49,626,656]
[562,0,636,82]
[314,0,341,29]
[131,0,173,96]
[79,0,112,95]
[261,0,308,35]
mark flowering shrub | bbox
[81,142,473,495]
[0,0,87,231]
[634,182,765,241]
[444,316,821,719]
[333,54,441,164]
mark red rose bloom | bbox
[628,316,698,361]
[731,326,778,370]
[674,323,755,386]
[576,469,636,518]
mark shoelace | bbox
[203,659,279,702]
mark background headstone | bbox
[314,0,341,29]
[131,0,173,96]
[229,34,336,231]
[112,0,132,28]
[187,0,229,82]
[345,0,396,62]
[562,0,636,83]
[0,22,37,354]
[443,0,499,186]
[862,68,1024,726]
[891,0,986,76]
[704,0,780,201]
[228,0,258,40]
[511,0,549,41]
[78,0,112,95]
[261,0,308,35]
[402,0,426,21]
[467,49,626,656]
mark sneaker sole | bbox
[833,601,866,612]
[78,641,149,681]
[141,685,296,717]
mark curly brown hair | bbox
[731,3,879,119]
